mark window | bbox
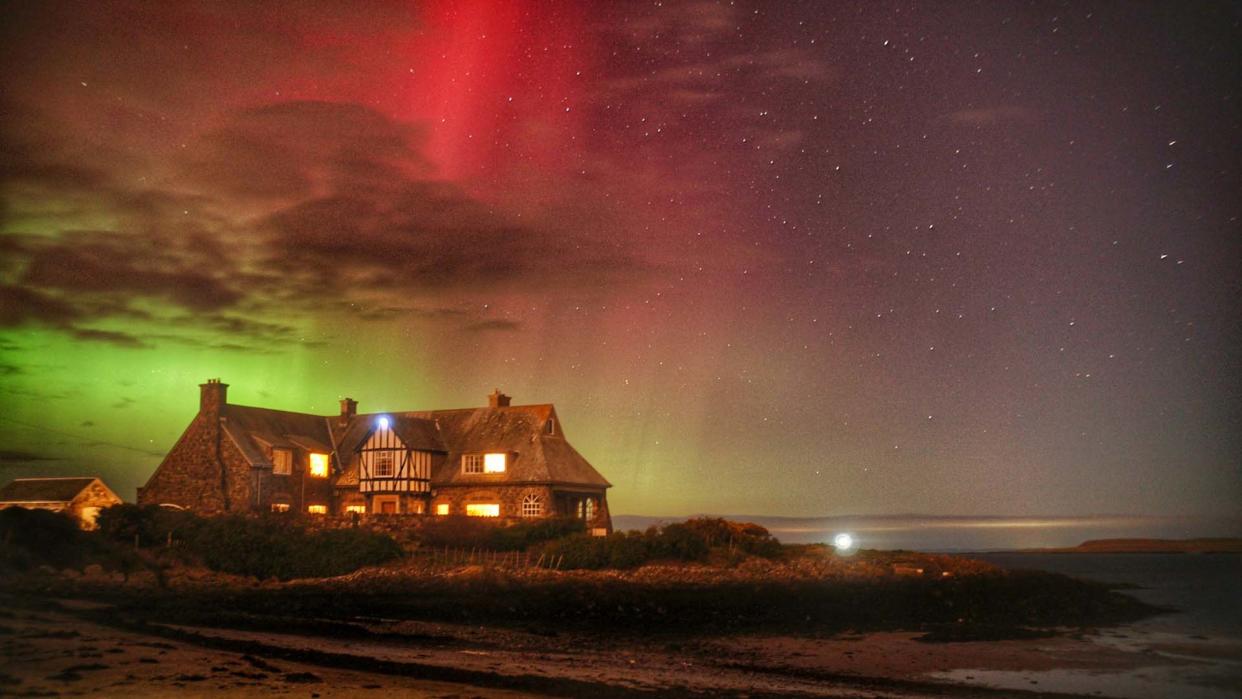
[545,418,555,435]
[483,453,506,473]
[307,504,327,514]
[308,453,329,478]
[271,503,290,513]
[272,449,292,475]
[435,503,450,516]
[463,453,506,474]
[578,498,595,521]
[374,451,395,478]
[465,503,500,517]
[521,494,543,517]
[344,504,366,514]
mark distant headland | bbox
[1021,538,1242,554]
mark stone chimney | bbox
[488,389,511,408]
[339,398,358,425]
[199,379,228,415]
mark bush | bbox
[0,507,88,570]
[681,517,782,558]
[418,516,584,551]
[97,503,198,548]
[0,507,141,573]
[181,514,402,580]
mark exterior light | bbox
[833,533,855,551]
[378,416,390,429]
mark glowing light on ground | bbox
[833,533,855,551]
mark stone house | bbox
[0,477,124,529]
[137,380,612,533]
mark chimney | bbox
[339,398,358,424]
[488,388,511,408]
[199,378,228,415]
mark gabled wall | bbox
[137,411,251,513]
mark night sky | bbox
[1,1,1239,522]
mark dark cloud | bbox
[0,283,81,327]
[464,319,523,333]
[3,97,651,348]
[17,230,241,312]
[179,101,430,202]
[0,450,60,463]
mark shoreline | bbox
[0,594,1176,698]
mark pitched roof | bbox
[415,405,611,488]
[0,477,99,503]
[215,399,610,490]
[220,404,334,467]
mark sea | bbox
[614,514,1242,697]
[939,552,1242,699]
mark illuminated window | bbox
[270,503,290,513]
[374,451,395,478]
[307,504,327,514]
[344,504,366,514]
[272,449,292,475]
[308,453,329,478]
[465,503,500,517]
[483,453,506,473]
[578,498,595,521]
[521,494,543,517]
[435,503,449,516]
[462,454,483,473]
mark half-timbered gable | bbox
[354,417,437,495]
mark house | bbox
[0,477,124,529]
[137,380,612,533]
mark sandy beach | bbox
[3,594,1225,698]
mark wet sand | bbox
[0,598,1193,698]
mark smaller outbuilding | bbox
[0,477,123,530]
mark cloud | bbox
[463,319,522,333]
[945,106,1038,126]
[1,100,654,348]
[0,450,60,463]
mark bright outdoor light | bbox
[833,533,855,551]
[378,416,390,429]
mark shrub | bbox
[0,507,94,571]
[541,533,611,569]
[682,517,782,558]
[0,507,142,573]
[418,516,584,551]
[181,514,402,580]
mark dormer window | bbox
[545,418,555,435]
[272,449,292,475]
[462,453,507,474]
[308,453,330,478]
[484,452,506,473]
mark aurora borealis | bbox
[1,2,1238,525]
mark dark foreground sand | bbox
[1,597,1209,699]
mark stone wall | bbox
[431,484,555,519]
[138,413,235,512]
